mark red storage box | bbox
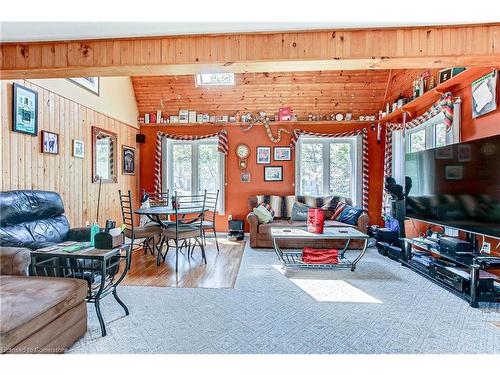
[302,248,339,264]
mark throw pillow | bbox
[253,204,274,224]
[331,201,347,220]
[256,202,275,217]
[283,195,296,218]
[290,202,311,221]
[256,195,284,218]
[337,205,364,225]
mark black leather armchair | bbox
[0,190,90,250]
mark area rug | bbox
[122,238,245,289]
[70,241,500,354]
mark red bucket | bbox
[307,208,324,234]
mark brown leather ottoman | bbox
[0,248,88,354]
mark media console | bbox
[399,237,500,307]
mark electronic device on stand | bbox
[400,134,500,307]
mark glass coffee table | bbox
[271,227,369,271]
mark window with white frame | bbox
[406,112,453,154]
[295,136,362,205]
[162,138,225,213]
[390,99,461,187]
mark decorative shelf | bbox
[379,66,494,124]
[138,120,375,127]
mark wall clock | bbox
[236,144,250,170]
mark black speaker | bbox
[136,134,146,143]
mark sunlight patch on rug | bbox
[273,265,382,303]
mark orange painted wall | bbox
[139,122,385,231]
[400,68,500,256]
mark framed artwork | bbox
[438,68,453,84]
[72,140,85,158]
[122,145,136,175]
[92,126,117,183]
[445,165,463,180]
[256,146,271,164]
[458,144,472,162]
[41,131,59,154]
[274,146,291,161]
[435,146,453,159]
[241,172,251,183]
[264,166,283,182]
[12,83,38,136]
[471,70,497,118]
[68,77,100,95]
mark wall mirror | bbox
[92,126,117,183]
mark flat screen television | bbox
[405,134,500,238]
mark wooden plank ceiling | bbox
[131,70,393,119]
[2,23,499,79]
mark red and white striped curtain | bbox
[291,128,370,211]
[154,130,228,194]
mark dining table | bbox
[134,204,206,268]
[134,205,204,229]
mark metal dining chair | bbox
[202,190,220,252]
[156,190,207,273]
[119,190,162,255]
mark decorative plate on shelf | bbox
[335,113,344,121]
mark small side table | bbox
[30,244,131,336]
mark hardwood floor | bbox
[121,237,245,288]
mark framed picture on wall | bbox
[471,70,497,118]
[41,130,59,154]
[68,77,100,95]
[12,83,38,136]
[445,165,463,180]
[241,172,251,183]
[256,146,271,164]
[274,146,291,161]
[122,145,136,175]
[72,140,85,158]
[264,166,283,182]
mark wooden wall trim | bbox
[1,24,499,78]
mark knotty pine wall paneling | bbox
[0,80,139,228]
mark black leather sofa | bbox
[0,190,89,353]
[0,190,90,249]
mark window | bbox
[163,138,225,212]
[296,137,361,205]
[405,112,453,154]
[195,73,235,86]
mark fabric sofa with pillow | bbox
[247,195,369,249]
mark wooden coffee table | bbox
[271,227,369,271]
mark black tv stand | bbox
[401,238,500,307]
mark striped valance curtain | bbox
[290,128,369,211]
[154,130,228,194]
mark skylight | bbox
[195,73,235,86]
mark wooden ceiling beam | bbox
[1,24,499,78]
